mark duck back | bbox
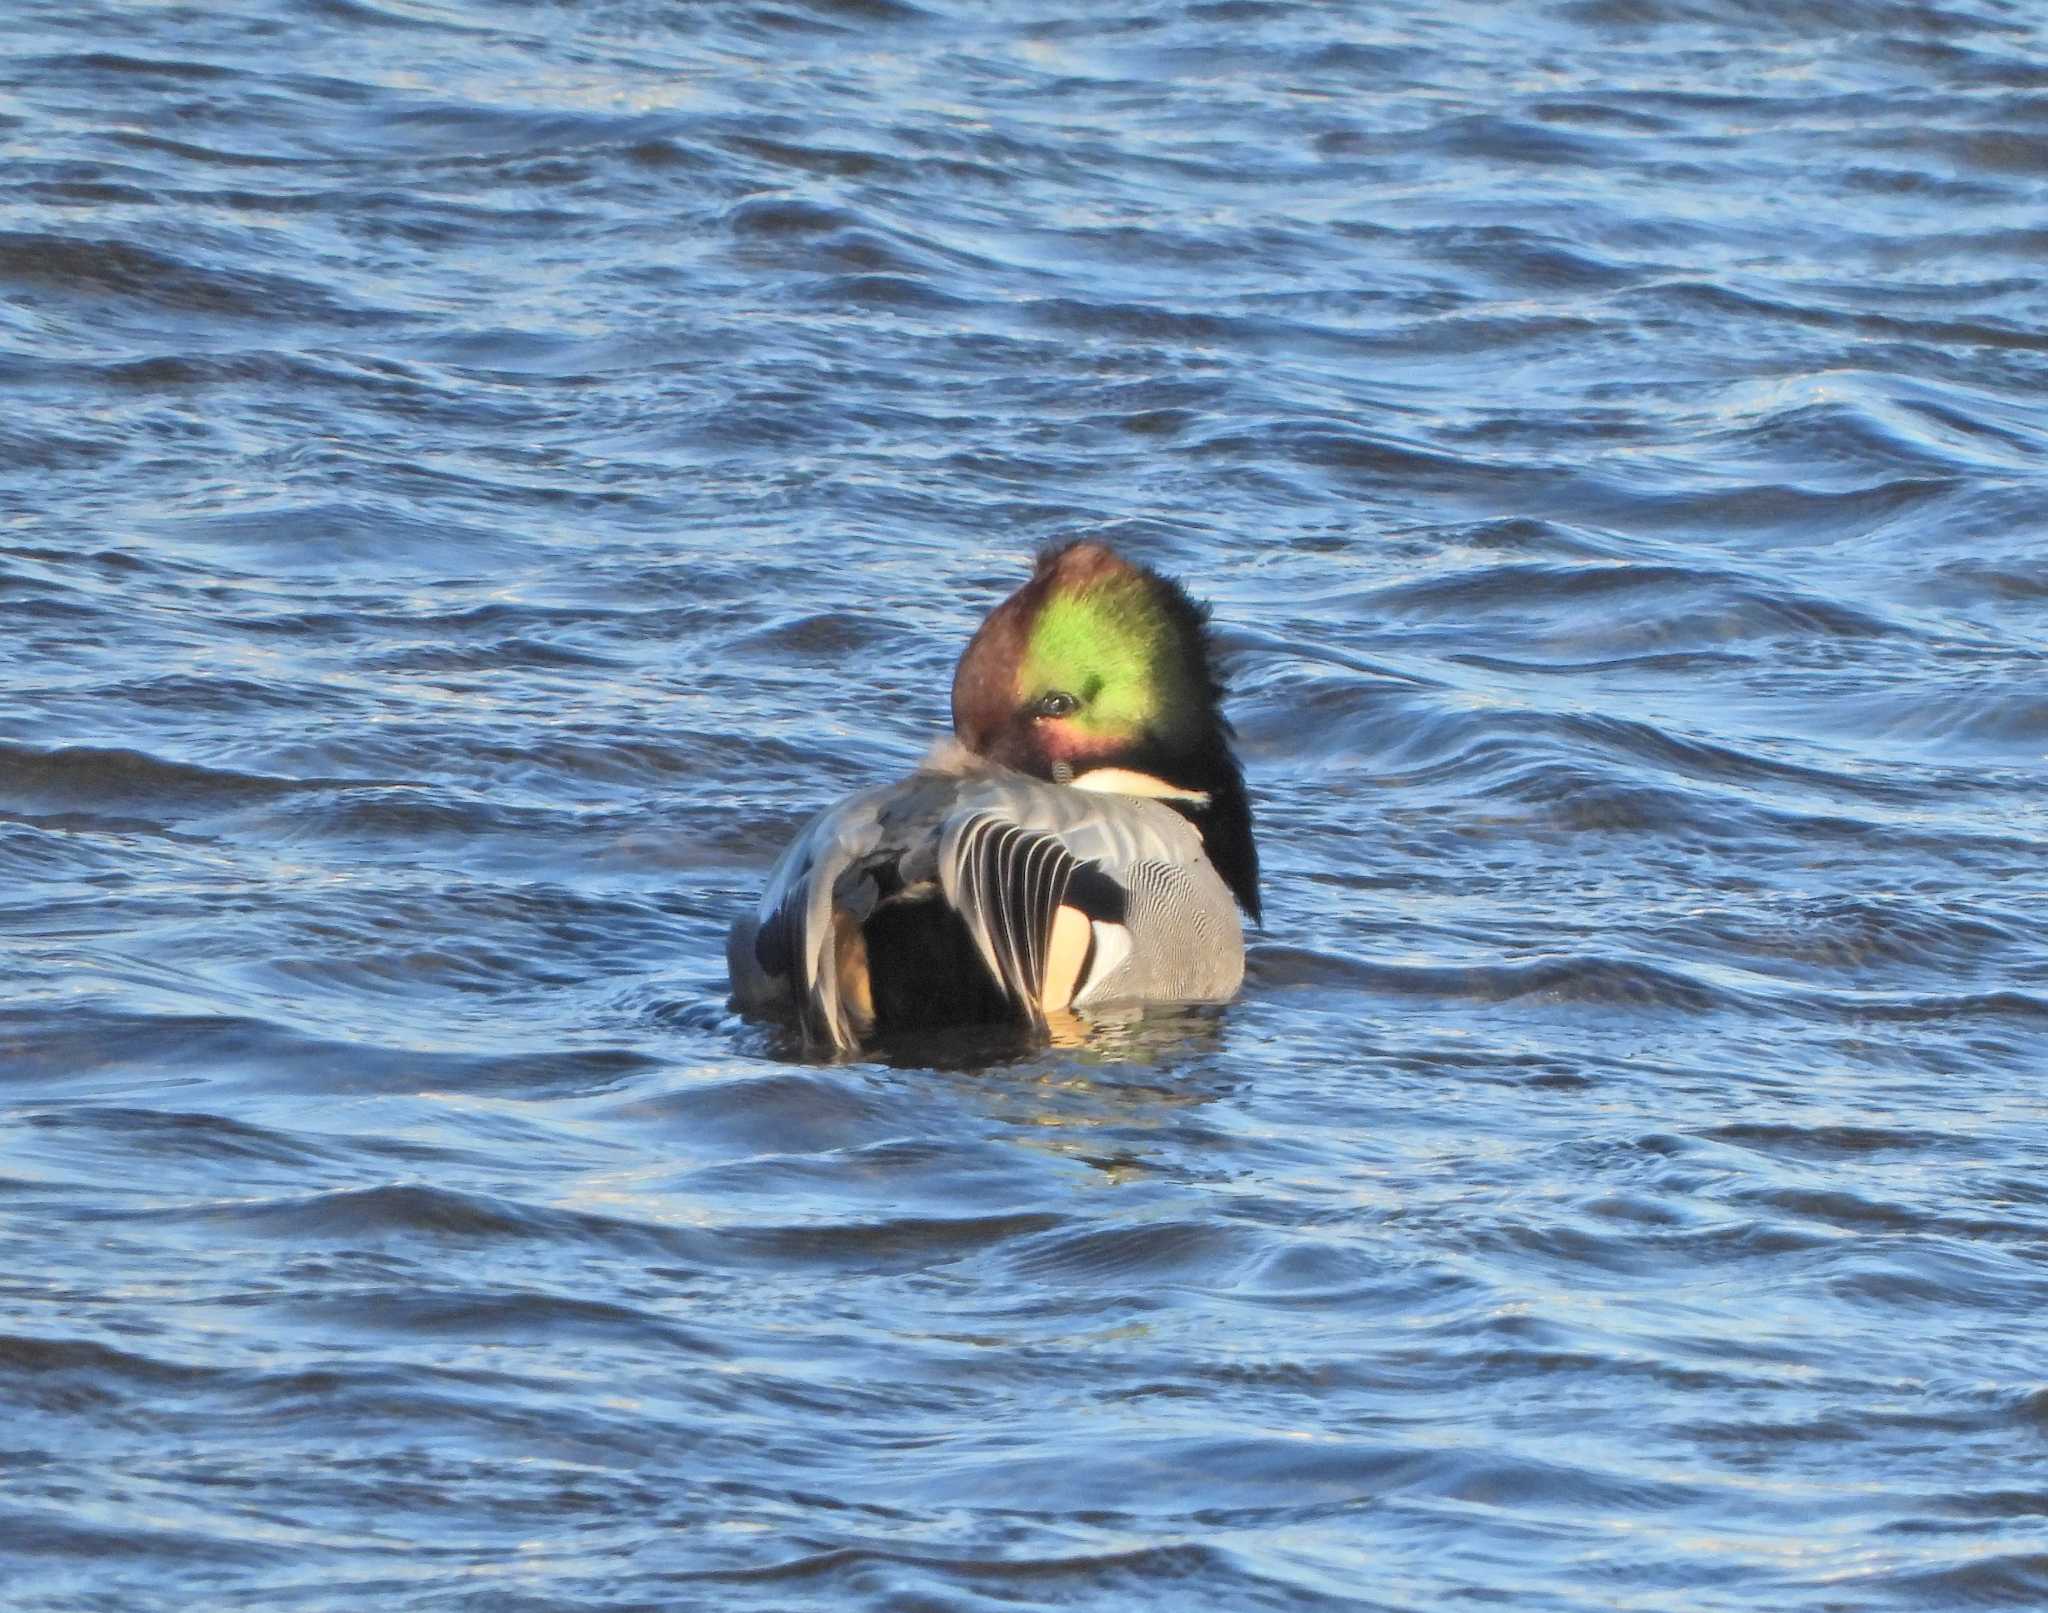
[728,745,1244,1052]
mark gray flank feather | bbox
[728,744,1245,1052]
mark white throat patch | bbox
[1069,767,1210,805]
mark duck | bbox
[727,541,1260,1052]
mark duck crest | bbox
[950,541,1261,921]
[953,543,1200,754]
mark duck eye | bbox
[1032,690,1081,720]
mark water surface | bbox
[4,1,2048,1608]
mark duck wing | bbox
[934,768,1242,1021]
[726,767,944,1052]
[728,748,1244,1052]
[935,805,1116,1020]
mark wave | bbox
[6,3,2048,1610]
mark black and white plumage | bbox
[728,541,1259,1052]
[727,742,1245,1054]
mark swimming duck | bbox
[727,541,1259,1052]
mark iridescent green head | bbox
[951,542,1259,918]
[953,542,1211,766]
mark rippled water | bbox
[6,1,2048,1607]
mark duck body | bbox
[728,743,1245,1051]
[728,541,1259,1054]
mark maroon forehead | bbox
[950,575,1038,751]
[1041,541,1137,591]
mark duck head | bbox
[951,541,1261,921]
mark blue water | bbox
[5,1,2048,1608]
